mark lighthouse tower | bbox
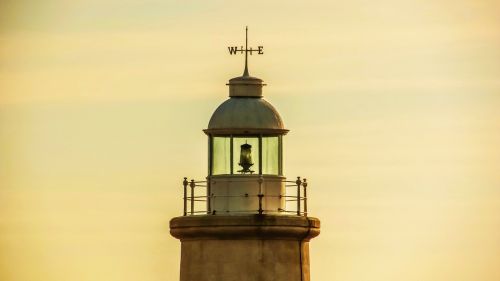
[170,28,320,281]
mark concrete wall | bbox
[180,239,310,281]
[170,215,320,281]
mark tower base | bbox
[170,215,320,281]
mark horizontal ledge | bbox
[203,128,289,135]
[170,215,320,241]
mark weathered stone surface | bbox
[170,215,320,281]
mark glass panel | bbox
[212,137,231,175]
[279,136,283,175]
[262,136,279,175]
[233,137,259,174]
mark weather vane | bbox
[227,26,264,77]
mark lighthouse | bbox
[169,28,320,281]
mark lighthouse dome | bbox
[207,97,286,133]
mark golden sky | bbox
[1,1,500,281]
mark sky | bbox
[1,1,500,281]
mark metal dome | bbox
[205,97,287,134]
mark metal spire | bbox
[243,26,249,76]
[227,27,264,77]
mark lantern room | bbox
[205,78,288,176]
[203,74,290,215]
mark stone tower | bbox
[169,28,320,281]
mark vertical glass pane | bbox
[262,136,279,175]
[233,137,259,174]
[212,137,230,175]
[279,136,283,175]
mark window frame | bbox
[208,134,283,176]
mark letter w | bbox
[228,47,239,55]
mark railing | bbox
[182,176,309,217]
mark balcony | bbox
[181,176,309,216]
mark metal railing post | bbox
[190,179,195,215]
[183,177,188,216]
[296,177,302,216]
[258,176,264,215]
[206,177,211,215]
[303,178,308,217]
